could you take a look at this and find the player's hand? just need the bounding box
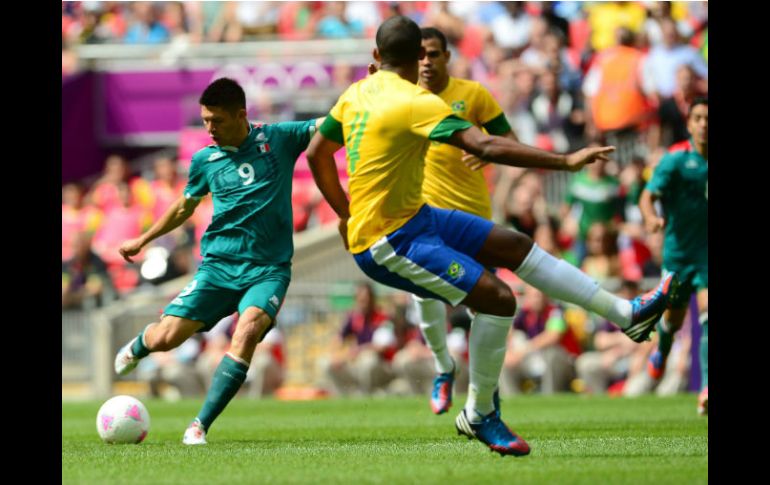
[564,146,615,172]
[119,238,144,263]
[644,216,665,234]
[463,151,489,171]
[367,63,379,75]
[338,217,350,250]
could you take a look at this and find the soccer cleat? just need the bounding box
[456,388,502,439]
[114,337,142,376]
[455,409,530,457]
[430,362,456,414]
[646,350,667,380]
[697,387,708,416]
[625,273,678,343]
[183,418,207,445]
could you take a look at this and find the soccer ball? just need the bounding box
[96,395,150,444]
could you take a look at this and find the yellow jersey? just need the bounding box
[320,70,472,253]
[423,77,510,219]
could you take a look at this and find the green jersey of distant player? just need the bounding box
[187,120,316,265]
[645,137,708,268]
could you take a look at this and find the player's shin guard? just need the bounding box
[699,313,708,389]
[465,313,512,421]
[413,296,453,374]
[197,352,249,431]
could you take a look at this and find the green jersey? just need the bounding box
[565,172,622,240]
[185,120,316,264]
[646,138,708,266]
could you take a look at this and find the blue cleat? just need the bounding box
[456,388,501,439]
[647,350,667,380]
[430,362,456,415]
[455,408,530,457]
[625,273,678,343]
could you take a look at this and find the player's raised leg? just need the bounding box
[475,225,677,343]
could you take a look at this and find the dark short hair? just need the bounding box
[688,96,708,118]
[421,26,448,52]
[199,78,246,113]
[376,16,422,67]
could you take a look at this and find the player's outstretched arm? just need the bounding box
[639,189,665,234]
[447,125,614,172]
[119,195,200,263]
[306,131,351,248]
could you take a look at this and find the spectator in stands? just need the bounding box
[124,2,170,44]
[245,327,285,398]
[91,183,152,293]
[561,154,623,263]
[205,1,244,43]
[137,336,204,399]
[641,1,695,49]
[389,292,435,396]
[581,222,622,284]
[530,68,585,154]
[487,1,533,54]
[233,1,280,38]
[62,183,102,262]
[653,64,707,148]
[320,282,395,395]
[541,30,583,96]
[586,1,647,52]
[520,17,551,71]
[316,1,365,39]
[62,231,116,309]
[575,280,642,394]
[88,154,152,213]
[582,27,655,165]
[500,287,581,395]
[644,17,708,104]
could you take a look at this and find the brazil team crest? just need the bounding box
[447,261,465,279]
[451,100,466,113]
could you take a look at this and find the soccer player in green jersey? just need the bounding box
[114,78,321,444]
[307,16,677,456]
[640,97,708,415]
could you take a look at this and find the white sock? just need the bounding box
[413,296,454,374]
[465,313,512,422]
[515,243,632,328]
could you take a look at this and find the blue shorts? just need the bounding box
[353,204,494,306]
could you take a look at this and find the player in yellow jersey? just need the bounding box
[306,16,677,457]
[413,27,521,416]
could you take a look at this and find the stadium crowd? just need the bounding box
[62,1,707,400]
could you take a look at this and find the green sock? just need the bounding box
[655,319,674,358]
[130,327,151,359]
[699,317,708,389]
[198,354,249,431]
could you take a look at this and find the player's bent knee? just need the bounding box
[233,309,273,345]
[490,285,517,316]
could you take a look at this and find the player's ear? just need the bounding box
[445,48,451,63]
[418,46,426,60]
[373,48,381,63]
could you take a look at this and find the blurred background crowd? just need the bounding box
[62,1,707,402]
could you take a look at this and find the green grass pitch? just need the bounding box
[62,394,707,484]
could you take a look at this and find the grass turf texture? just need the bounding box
[63,394,707,484]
